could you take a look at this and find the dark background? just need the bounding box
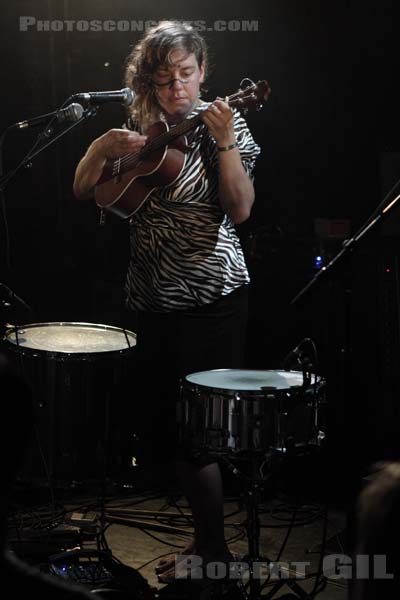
[1,1,400,495]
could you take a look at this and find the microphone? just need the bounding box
[71,87,135,107]
[13,103,84,130]
[281,338,310,371]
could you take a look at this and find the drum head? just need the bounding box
[5,322,136,355]
[185,369,306,392]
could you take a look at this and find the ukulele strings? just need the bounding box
[112,114,201,176]
[116,87,255,172]
[115,111,202,173]
[113,85,257,175]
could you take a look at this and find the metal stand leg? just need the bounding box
[221,454,318,600]
[221,454,263,600]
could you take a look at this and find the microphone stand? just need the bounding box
[0,102,98,276]
[289,180,400,412]
[0,104,98,190]
[290,184,400,306]
[289,172,400,550]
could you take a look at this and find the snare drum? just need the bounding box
[178,369,320,455]
[3,322,137,481]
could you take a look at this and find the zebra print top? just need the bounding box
[125,102,261,312]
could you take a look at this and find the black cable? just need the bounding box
[97,521,111,553]
[275,507,297,563]
[314,576,328,595]
[136,526,189,548]
[225,530,246,545]
[134,529,245,572]
[308,504,329,599]
[33,423,57,513]
[8,324,58,519]
[104,491,172,509]
[136,550,182,572]
[160,495,193,527]
[258,507,298,592]
[223,507,242,520]
[0,186,10,270]
[270,502,322,520]
[258,501,323,527]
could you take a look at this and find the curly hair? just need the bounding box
[124,21,208,130]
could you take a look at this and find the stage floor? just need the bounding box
[7,459,349,600]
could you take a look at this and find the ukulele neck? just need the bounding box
[139,111,203,159]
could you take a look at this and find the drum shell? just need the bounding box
[178,377,320,455]
[2,323,137,483]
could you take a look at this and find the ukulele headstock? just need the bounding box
[228,79,271,113]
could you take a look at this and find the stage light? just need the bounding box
[314,255,323,269]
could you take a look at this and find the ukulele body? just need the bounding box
[95,121,189,219]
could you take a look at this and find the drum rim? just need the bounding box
[183,368,312,394]
[4,321,137,356]
[5,321,136,334]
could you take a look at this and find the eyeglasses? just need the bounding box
[152,77,191,88]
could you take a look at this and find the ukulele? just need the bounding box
[95,80,270,219]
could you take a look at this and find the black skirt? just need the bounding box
[132,285,248,464]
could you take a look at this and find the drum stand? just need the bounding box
[221,453,313,600]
